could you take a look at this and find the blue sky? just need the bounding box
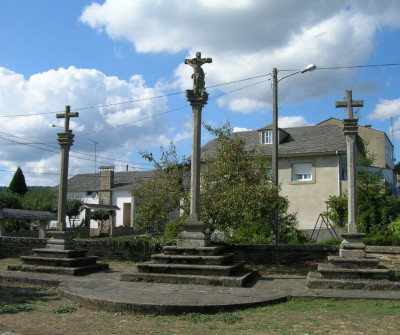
[0,0,400,186]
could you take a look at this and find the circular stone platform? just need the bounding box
[58,275,288,315]
[3,267,400,315]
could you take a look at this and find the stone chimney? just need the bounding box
[99,166,114,205]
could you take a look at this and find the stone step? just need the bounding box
[151,253,233,265]
[163,246,225,256]
[317,264,391,280]
[307,271,400,290]
[32,248,88,259]
[7,263,109,276]
[20,255,99,268]
[137,262,244,277]
[327,256,381,269]
[121,270,257,287]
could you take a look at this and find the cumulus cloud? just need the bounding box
[0,66,172,185]
[80,0,400,114]
[368,98,400,120]
[233,127,251,133]
[278,116,310,128]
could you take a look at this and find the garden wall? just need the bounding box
[1,236,399,268]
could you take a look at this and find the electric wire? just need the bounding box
[0,62,398,118]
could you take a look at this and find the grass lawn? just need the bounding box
[1,258,399,334]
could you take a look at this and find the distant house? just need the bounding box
[200,119,395,230]
[66,167,181,236]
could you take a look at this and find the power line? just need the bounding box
[1,61,398,119]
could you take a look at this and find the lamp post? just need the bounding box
[271,64,317,244]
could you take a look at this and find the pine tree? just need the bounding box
[9,166,28,196]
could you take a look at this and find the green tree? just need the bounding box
[91,210,111,235]
[66,197,84,227]
[21,188,58,213]
[9,167,28,196]
[328,144,400,234]
[200,123,303,244]
[132,123,306,244]
[0,189,21,209]
[132,142,189,232]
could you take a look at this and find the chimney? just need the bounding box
[99,166,114,205]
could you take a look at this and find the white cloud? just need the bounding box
[80,0,400,114]
[0,66,171,185]
[278,116,309,128]
[368,98,400,120]
[233,127,251,133]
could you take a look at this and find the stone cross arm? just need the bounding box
[335,90,364,119]
[56,105,79,132]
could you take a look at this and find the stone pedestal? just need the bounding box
[177,221,211,248]
[339,233,366,258]
[121,245,256,287]
[8,230,108,276]
[307,233,399,290]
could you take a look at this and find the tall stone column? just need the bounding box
[56,131,75,231]
[336,90,366,258]
[177,52,212,248]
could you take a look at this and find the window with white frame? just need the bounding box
[262,130,272,144]
[292,163,313,181]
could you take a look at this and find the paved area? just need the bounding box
[1,267,400,315]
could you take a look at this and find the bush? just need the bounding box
[391,217,400,239]
[99,235,177,260]
[362,234,400,246]
[164,217,184,239]
[327,195,347,228]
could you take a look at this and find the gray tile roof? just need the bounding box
[200,124,347,159]
[0,208,56,220]
[67,170,156,192]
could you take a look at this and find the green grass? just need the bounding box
[52,306,77,314]
[0,304,34,314]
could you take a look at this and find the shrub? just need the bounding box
[362,234,400,246]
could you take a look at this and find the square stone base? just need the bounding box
[177,221,211,248]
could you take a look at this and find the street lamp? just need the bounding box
[271,64,317,244]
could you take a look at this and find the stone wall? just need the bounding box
[0,236,47,257]
[225,244,339,265]
[1,236,399,269]
[366,246,400,269]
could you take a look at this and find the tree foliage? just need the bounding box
[9,167,28,196]
[0,189,21,209]
[21,188,58,213]
[132,142,189,231]
[66,197,84,227]
[200,123,304,244]
[328,143,400,234]
[132,123,306,244]
[91,209,111,235]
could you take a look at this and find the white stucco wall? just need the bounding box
[279,155,341,230]
[112,191,133,227]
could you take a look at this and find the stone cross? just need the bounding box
[335,90,364,119]
[335,90,364,234]
[184,52,212,94]
[56,105,79,133]
[177,52,212,248]
[56,105,78,231]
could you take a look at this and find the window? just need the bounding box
[292,163,312,181]
[262,130,272,144]
[385,138,393,162]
